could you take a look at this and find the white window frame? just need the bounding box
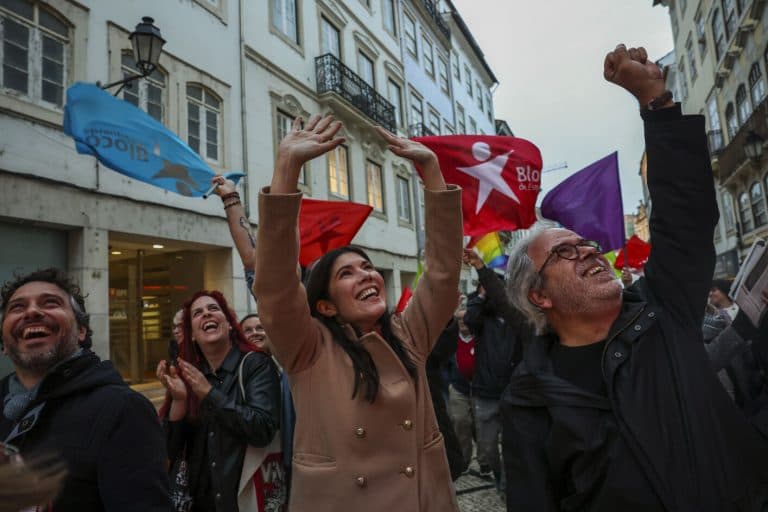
[320,16,340,59]
[271,0,300,47]
[403,13,417,58]
[422,36,434,77]
[366,160,385,213]
[396,174,412,223]
[186,84,222,164]
[438,56,449,94]
[328,144,350,199]
[121,52,166,123]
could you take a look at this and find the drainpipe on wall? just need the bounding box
[239,0,253,314]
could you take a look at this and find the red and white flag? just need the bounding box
[413,135,542,236]
[298,198,373,266]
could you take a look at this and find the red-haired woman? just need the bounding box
[157,290,281,512]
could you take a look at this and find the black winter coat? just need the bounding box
[501,106,768,511]
[465,268,527,399]
[165,347,280,512]
[0,351,171,511]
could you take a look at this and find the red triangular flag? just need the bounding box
[298,198,373,266]
[613,235,651,270]
[412,135,542,236]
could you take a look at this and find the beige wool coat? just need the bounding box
[253,185,463,512]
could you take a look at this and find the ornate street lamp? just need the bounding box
[743,130,765,161]
[101,17,166,95]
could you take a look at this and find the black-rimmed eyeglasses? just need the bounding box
[537,239,603,275]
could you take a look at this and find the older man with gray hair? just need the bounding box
[500,44,768,512]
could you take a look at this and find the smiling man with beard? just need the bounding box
[500,45,768,512]
[0,268,170,511]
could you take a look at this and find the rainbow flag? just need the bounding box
[472,232,508,270]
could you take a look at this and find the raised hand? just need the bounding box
[603,44,669,108]
[463,248,485,270]
[157,360,187,402]
[375,126,446,191]
[272,114,344,193]
[211,175,237,197]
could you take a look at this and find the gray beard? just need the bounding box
[6,331,79,376]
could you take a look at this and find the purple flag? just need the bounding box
[540,152,625,251]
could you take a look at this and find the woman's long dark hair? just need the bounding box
[305,246,417,403]
[158,290,261,420]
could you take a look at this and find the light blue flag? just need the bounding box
[63,82,243,197]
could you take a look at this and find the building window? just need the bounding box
[722,191,736,230]
[722,0,736,40]
[422,36,434,77]
[695,10,707,58]
[739,191,754,232]
[464,64,472,96]
[396,175,411,222]
[443,122,454,135]
[476,81,482,109]
[712,9,725,61]
[382,0,396,35]
[686,35,697,83]
[121,53,165,122]
[320,16,340,59]
[276,110,306,185]
[468,116,477,134]
[452,56,460,80]
[678,60,688,100]
[751,182,767,227]
[456,102,465,133]
[410,91,423,125]
[0,1,69,106]
[403,13,417,57]
[486,93,493,122]
[736,84,751,125]
[438,56,449,94]
[428,108,440,134]
[328,145,349,198]
[366,160,384,212]
[271,0,299,45]
[725,102,738,138]
[749,63,766,106]
[387,79,402,127]
[357,51,374,87]
[670,5,679,38]
[187,84,221,163]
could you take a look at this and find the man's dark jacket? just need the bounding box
[0,351,171,511]
[465,270,525,399]
[501,106,768,511]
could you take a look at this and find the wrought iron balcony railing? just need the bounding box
[421,0,450,40]
[315,53,396,132]
[708,129,724,157]
[408,123,436,138]
[716,93,768,183]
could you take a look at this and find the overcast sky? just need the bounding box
[450,0,674,214]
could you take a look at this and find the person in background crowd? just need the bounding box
[241,313,268,351]
[710,279,739,322]
[253,115,462,511]
[463,249,526,494]
[427,317,468,480]
[502,44,768,511]
[447,308,476,474]
[0,268,170,511]
[157,290,281,512]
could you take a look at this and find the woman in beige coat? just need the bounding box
[253,114,463,511]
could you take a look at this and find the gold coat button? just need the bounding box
[355,476,367,487]
[355,426,366,438]
[402,419,413,430]
[403,466,415,477]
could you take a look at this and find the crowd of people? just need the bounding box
[1,44,767,512]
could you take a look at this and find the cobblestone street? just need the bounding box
[455,461,506,512]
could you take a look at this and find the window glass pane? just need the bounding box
[187,84,202,101]
[367,161,383,212]
[42,35,63,62]
[285,0,298,43]
[383,0,396,34]
[4,36,28,70]
[204,92,220,109]
[4,15,28,45]
[357,52,374,86]
[41,80,61,104]
[397,176,411,221]
[39,9,68,37]
[320,17,340,58]
[0,0,33,20]
[423,37,434,76]
[147,102,162,121]
[206,142,218,161]
[123,83,139,106]
[410,93,423,125]
[404,14,416,56]
[387,80,401,126]
[438,58,448,92]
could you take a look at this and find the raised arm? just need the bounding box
[604,45,717,326]
[253,115,345,372]
[464,248,527,330]
[373,127,463,356]
[211,175,257,271]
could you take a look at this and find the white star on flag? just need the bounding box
[457,151,520,214]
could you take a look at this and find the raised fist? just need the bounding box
[604,44,669,108]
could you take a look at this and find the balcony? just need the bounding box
[716,94,768,183]
[315,53,395,132]
[421,0,451,40]
[408,123,436,137]
[708,129,724,157]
